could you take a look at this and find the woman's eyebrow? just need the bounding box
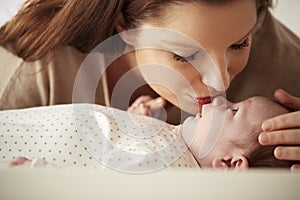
[157,39,201,55]
[159,39,200,49]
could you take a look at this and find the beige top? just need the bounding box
[0,46,112,110]
[0,10,300,124]
[227,10,300,101]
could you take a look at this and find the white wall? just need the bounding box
[271,0,300,37]
[0,0,23,26]
[0,0,299,37]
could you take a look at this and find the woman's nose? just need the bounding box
[217,68,230,91]
[202,53,230,91]
[212,95,225,106]
[212,95,233,108]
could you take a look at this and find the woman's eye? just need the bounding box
[230,38,250,50]
[232,108,239,115]
[173,53,196,63]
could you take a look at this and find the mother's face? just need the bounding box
[133,0,257,114]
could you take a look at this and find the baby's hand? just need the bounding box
[9,157,57,168]
[9,157,32,167]
[128,95,166,118]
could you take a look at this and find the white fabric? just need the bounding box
[0,104,199,172]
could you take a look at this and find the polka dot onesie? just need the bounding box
[0,104,199,173]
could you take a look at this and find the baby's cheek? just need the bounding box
[197,156,213,168]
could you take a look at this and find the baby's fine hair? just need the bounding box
[248,145,300,168]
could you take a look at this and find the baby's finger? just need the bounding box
[9,157,31,166]
[262,111,300,131]
[128,95,152,113]
[128,103,150,116]
[259,129,300,145]
[274,146,300,161]
[131,95,153,107]
[145,97,166,110]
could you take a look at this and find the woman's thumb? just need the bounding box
[274,89,300,110]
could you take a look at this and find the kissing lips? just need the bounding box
[197,97,212,105]
[197,97,212,115]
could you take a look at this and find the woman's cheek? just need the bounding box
[229,39,252,77]
[135,50,158,66]
[229,49,251,79]
[135,50,183,95]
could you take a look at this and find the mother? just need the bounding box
[0,0,299,169]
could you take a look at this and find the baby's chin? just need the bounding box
[181,116,199,147]
[194,157,211,169]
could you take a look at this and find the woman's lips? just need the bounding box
[197,97,212,106]
[186,94,219,114]
[197,97,213,115]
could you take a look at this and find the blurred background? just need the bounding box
[0,0,299,37]
[270,0,300,37]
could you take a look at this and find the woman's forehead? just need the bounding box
[141,0,257,46]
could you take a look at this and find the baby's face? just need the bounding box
[182,96,288,168]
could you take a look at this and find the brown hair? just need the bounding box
[232,99,299,169]
[248,144,300,168]
[0,0,124,62]
[0,0,273,62]
[244,124,300,168]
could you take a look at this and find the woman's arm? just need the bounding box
[259,89,300,171]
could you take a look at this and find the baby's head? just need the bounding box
[182,96,298,170]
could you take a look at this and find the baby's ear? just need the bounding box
[231,155,249,170]
[115,14,134,45]
[212,155,249,170]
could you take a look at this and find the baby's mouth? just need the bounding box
[199,103,212,118]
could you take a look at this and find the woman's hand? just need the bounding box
[127,95,166,118]
[259,89,300,171]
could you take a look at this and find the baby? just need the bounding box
[182,95,300,169]
[3,96,299,171]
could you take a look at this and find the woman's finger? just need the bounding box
[291,164,300,172]
[274,89,300,111]
[262,111,300,131]
[274,146,300,161]
[259,129,300,146]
